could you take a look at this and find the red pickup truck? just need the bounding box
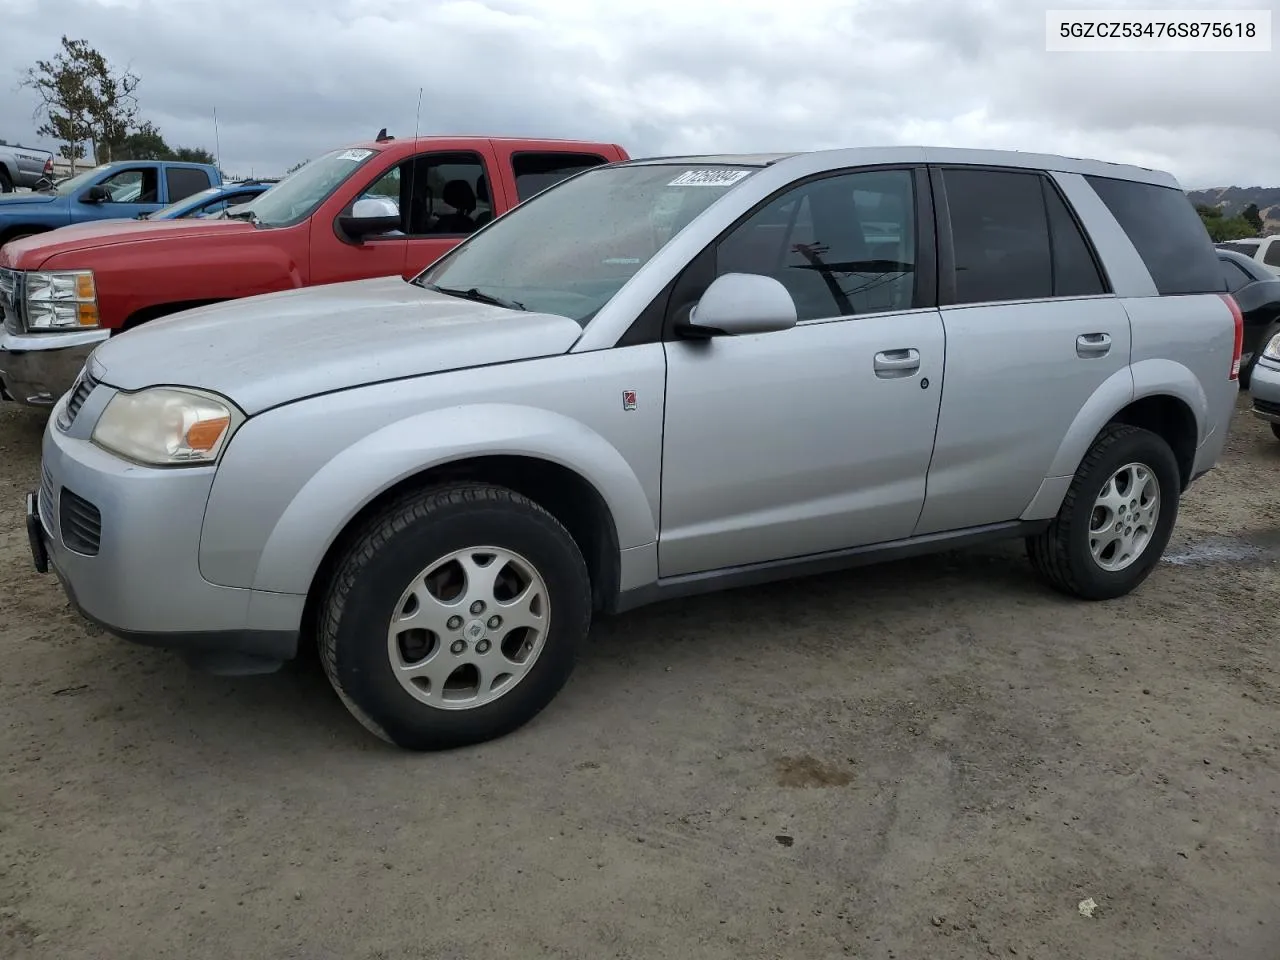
[0,134,629,406]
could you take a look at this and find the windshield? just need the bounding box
[146,187,221,219]
[53,166,110,196]
[414,163,757,324]
[238,148,378,227]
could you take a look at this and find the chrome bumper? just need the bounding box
[34,395,306,673]
[0,327,109,407]
[1250,358,1280,423]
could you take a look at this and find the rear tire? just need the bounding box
[0,169,12,193]
[1027,423,1179,600]
[319,482,592,750]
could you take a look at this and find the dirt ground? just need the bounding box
[1,396,1278,960]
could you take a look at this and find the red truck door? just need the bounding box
[308,140,509,285]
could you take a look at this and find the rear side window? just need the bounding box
[512,152,608,202]
[944,168,1052,304]
[1221,258,1255,292]
[1265,240,1280,267]
[1042,179,1107,296]
[1085,175,1223,295]
[1220,240,1260,257]
[167,167,213,203]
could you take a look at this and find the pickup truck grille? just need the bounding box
[0,267,24,334]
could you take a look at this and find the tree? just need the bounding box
[172,146,216,165]
[104,120,169,161]
[1243,203,1263,233]
[1197,204,1255,242]
[21,37,139,171]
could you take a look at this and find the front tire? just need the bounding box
[319,482,592,750]
[1027,424,1179,600]
[0,169,12,193]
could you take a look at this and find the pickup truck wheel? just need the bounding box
[319,482,592,750]
[0,169,12,193]
[1026,423,1179,601]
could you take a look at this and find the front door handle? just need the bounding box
[874,348,921,378]
[1076,332,1112,358]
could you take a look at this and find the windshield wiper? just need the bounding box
[424,284,526,311]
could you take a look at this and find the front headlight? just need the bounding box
[91,387,242,466]
[1264,333,1280,362]
[25,269,99,330]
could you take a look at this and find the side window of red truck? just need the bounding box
[360,151,493,239]
[511,151,609,202]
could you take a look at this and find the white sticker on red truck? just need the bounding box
[667,169,752,187]
[336,149,375,162]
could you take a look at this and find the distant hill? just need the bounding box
[1186,186,1280,234]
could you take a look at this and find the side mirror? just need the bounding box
[81,185,111,203]
[679,273,798,338]
[338,196,402,243]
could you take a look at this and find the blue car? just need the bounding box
[141,180,277,220]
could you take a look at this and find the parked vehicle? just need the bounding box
[1249,342,1280,439]
[1217,236,1280,277]
[0,159,222,246]
[0,135,626,407]
[0,142,55,192]
[140,180,277,221]
[1218,248,1280,388]
[25,147,1239,750]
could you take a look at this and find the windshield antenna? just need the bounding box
[213,107,222,176]
[403,86,423,281]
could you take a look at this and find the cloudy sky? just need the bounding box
[1,0,1276,188]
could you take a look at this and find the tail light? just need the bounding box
[42,157,53,176]
[1222,293,1244,380]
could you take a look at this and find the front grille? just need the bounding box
[0,267,24,334]
[38,463,56,534]
[58,370,97,430]
[59,487,101,555]
[1254,398,1280,418]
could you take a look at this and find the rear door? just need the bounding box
[165,166,214,204]
[914,165,1129,535]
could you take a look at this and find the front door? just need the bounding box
[309,149,499,286]
[79,166,165,220]
[913,166,1131,535]
[659,166,945,577]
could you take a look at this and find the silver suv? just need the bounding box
[25,147,1241,750]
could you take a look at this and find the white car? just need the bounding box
[1218,235,1280,277]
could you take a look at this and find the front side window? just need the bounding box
[241,147,378,227]
[99,168,159,204]
[715,168,918,320]
[358,152,492,237]
[415,163,758,325]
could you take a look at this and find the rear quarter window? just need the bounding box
[1085,175,1224,295]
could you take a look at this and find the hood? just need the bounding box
[2,217,254,267]
[88,276,585,414]
[0,193,58,208]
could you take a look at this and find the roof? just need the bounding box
[616,146,1179,187]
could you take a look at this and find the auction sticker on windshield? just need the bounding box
[336,149,375,162]
[668,169,752,187]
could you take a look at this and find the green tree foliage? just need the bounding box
[1196,204,1256,243]
[1243,203,1263,233]
[21,36,140,172]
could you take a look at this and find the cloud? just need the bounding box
[1,0,1276,186]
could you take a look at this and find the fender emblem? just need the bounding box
[622,390,637,411]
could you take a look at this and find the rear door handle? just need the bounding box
[874,348,921,378]
[1076,332,1112,358]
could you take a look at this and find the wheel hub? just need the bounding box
[1088,461,1160,572]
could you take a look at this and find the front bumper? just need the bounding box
[0,327,109,407]
[1249,357,1280,424]
[30,395,305,674]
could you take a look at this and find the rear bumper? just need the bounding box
[0,327,109,407]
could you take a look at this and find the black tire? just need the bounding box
[0,169,12,193]
[1026,423,1180,601]
[319,482,592,750]
[1271,423,1280,441]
